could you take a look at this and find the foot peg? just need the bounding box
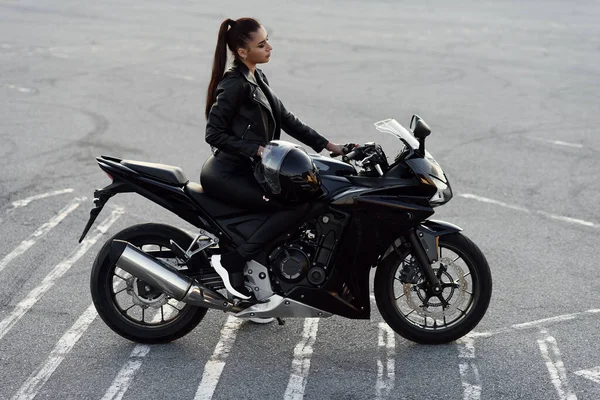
[211,255,251,300]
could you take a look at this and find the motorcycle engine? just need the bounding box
[268,213,346,291]
[269,242,312,283]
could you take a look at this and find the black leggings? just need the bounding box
[200,154,282,211]
[201,155,306,269]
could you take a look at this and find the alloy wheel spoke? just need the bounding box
[422,294,431,307]
[166,302,183,312]
[123,304,136,313]
[441,280,460,289]
[113,286,128,295]
[394,292,406,301]
[448,256,460,266]
[436,264,447,279]
[436,294,450,309]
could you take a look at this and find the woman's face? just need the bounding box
[238,26,272,65]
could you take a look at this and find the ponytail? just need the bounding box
[205,19,235,119]
[205,17,262,119]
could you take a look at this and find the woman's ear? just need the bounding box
[237,47,247,60]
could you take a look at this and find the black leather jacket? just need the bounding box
[206,61,329,166]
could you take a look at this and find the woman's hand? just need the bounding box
[326,142,345,156]
[326,142,358,157]
[257,146,265,158]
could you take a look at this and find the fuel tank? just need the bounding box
[310,154,356,177]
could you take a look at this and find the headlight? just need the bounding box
[429,178,453,206]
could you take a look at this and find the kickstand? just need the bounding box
[276,317,285,326]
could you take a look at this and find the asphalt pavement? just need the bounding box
[1,0,599,399]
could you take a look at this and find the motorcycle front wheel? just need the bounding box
[374,232,492,344]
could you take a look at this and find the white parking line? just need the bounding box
[0,208,123,341]
[529,137,584,149]
[100,346,151,400]
[458,193,529,213]
[574,366,600,385]
[469,308,600,339]
[101,308,175,400]
[549,140,583,149]
[375,323,395,400]
[5,84,36,94]
[284,318,320,400]
[459,193,598,229]
[194,316,244,400]
[11,304,98,400]
[513,314,580,330]
[9,189,75,209]
[537,329,578,400]
[536,211,596,228]
[457,336,482,400]
[0,197,86,275]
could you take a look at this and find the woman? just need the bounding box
[202,17,348,299]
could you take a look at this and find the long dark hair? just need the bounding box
[205,17,261,119]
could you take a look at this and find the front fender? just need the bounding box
[378,219,462,264]
[416,219,462,263]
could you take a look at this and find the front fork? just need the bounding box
[406,230,443,295]
[391,221,462,295]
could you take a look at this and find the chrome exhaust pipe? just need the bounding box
[109,240,234,311]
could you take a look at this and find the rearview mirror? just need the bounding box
[414,120,431,139]
[410,115,431,139]
[410,114,431,155]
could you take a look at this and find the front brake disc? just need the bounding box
[402,256,468,319]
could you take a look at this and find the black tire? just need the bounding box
[91,223,209,343]
[374,232,492,344]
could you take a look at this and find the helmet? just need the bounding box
[254,140,323,203]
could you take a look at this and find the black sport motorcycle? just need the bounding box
[80,115,492,345]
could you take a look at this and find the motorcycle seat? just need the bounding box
[185,182,248,217]
[121,160,188,186]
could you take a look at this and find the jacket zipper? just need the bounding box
[241,123,251,139]
[252,90,276,138]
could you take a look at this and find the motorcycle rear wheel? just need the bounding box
[90,223,209,343]
[374,232,492,344]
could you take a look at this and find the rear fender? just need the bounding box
[96,156,214,228]
[78,158,136,242]
[80,156,223,243]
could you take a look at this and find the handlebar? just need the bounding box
[329,142,387,177]
[329,143,359,159]
[343,150,359,161]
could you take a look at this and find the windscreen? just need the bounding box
[374,119,420,149]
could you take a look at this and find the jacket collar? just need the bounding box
[229,60,260,86]
[229,60,274,115]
